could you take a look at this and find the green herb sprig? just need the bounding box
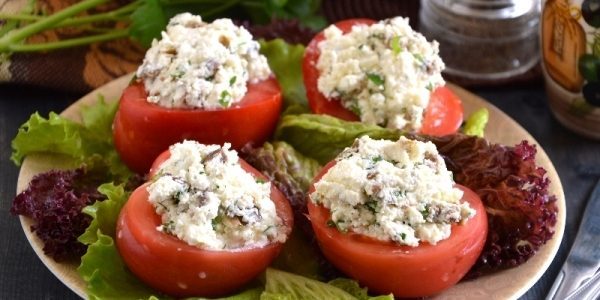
[0,0,325,53]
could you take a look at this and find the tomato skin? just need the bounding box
[420,86,464,136]
[148,149,171,178]
[302,19,463,136]
[306,161,487,298]
[116,159,293,298]
[113,78,282,174]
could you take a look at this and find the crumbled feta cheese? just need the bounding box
[316,17,445,132]
[310,136,475,246]
[147,140,286,250]
[136,13,272,109]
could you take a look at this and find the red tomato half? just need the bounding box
[302,19,464,136]
[307,161,487,298]
[113,78,282,174]
[116,159,293,298]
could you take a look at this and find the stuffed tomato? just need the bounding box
[307,136,487,298]
[116,141,293,298]
[113,13,281,174]
[303,18,463,136]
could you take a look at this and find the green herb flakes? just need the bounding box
[367,73,385,87]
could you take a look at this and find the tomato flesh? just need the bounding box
[302,19,463,136]
[113,78,282,174]
[116,159,293,298]
[307,161,487,298]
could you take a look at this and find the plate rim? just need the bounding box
[15,74,566,300]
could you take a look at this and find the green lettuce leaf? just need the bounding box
[461,108,489,138]
[78,183,129,245]
[186,287,263,300]
[80,97,120,146]
[78,231,160,300]
[261,269,357,300]
[259,292,294,300]
[11,112,89,165]
[11,96,132,181]
[241,142,324,278]
[328,279,393,300]
[266,142,320,191]
[243,141,320,191]
[259,39,309,114]
[275,114,400,164]
[78,183,161,300]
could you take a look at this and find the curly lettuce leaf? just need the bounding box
[275,114,400,164]
[416,134,558,277]
[461,108,489,138]
[259,39,309,114]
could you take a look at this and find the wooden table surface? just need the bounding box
[0,82,599,299]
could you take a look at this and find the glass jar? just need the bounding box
[419,0,541,82]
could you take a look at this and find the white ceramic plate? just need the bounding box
[16,74,566,299]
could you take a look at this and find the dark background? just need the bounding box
[1,80,599,299]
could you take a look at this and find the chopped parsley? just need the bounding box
[327,219,348,233]
[426,82,434,91]
[229,76,237,86]
[327,219,336,228]
[365,199,379,213]
[162,220,175,233]
[171,190,184,204]
[211,214,223,230]
[391,36,402,55]
[412,53,425,64]
[421,205,430,219]
[367,73,385,87]
[349,102,361,115]
[219,90,231,107]
[171,70,185,79]
[393,190,407,198]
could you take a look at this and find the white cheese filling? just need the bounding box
[147,140,286,250]
[136,13,272,109]
[316,17,445,132]
[310,136,475,246]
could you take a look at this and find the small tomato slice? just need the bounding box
[420,86,464,136]
[113,78,282,174]
[302,19,463,136]
[116,159,293,298]
[306,161,487,298]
